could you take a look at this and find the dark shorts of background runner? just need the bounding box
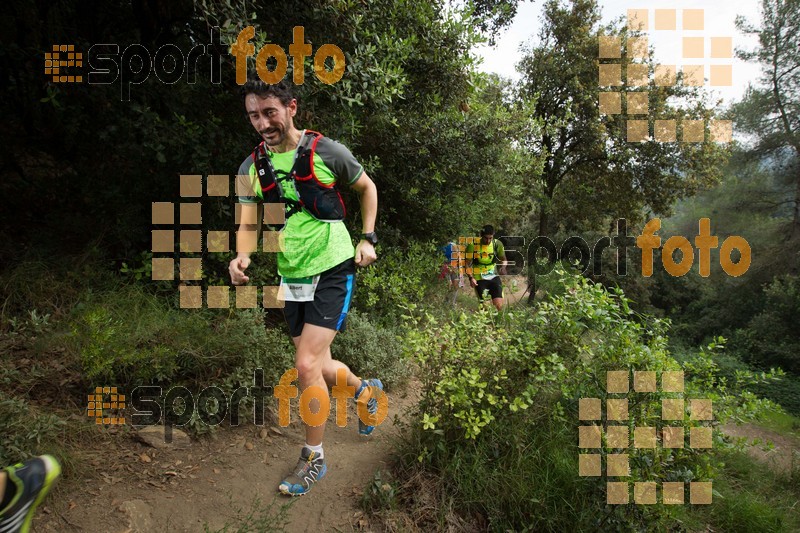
[283,258,356,338]
[474,276,503,300]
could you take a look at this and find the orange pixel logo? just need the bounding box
[152,174,285,309]
[579,370,713,505]
[87,386,125,425]
[45,44,83,83]
[599,8,733,143]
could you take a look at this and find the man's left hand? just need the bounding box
[355,240,377,267]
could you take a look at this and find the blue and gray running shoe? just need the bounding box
[277,447,327,496]
[355,379,384,436]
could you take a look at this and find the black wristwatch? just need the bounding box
[361,232,378,245]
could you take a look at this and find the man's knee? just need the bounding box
[295,352,323,383]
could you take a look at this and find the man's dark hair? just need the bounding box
[481,224,494,236]
[241,73,294,107]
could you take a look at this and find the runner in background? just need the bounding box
[439,241,463,305]
[465,225,507,311]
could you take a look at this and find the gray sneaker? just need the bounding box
[277,447,327,496]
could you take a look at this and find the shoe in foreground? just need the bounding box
[278,447,326,496]
[0,455,61,533]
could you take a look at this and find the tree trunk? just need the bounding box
[538,208,549,238]
[794,170,800,239]
[529,183,555,305]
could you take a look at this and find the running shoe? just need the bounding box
[277,447,326,496]
[355,379,384,436]
[0,455,61,533]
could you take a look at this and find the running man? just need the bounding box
[465,225,507,311]
[229,77,383,496]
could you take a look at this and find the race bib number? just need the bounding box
[280,275,320,302]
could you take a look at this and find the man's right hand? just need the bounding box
[469,277,478,288]
[229,256,251,285]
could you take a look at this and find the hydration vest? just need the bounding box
[472,239,499,278]
[252,130,346,230]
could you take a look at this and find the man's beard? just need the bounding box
[261,126,285,146]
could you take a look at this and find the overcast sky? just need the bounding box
[474,0,764,106]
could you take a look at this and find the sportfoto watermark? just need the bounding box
[453,218,750,278]
[46,25,343,101]
[231,26,345,85]
[93,368,387,431]
[578,370,714,505]
[47,28,223,100]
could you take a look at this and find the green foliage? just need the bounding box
[62,283,303,437]
[360,470,398,513]
[0,254,109,327]
[684,449,800,532]
[679,337,783,424]
[4,309,52,339]
[406,306,557,441]
[732,275,800,373]
[331,310,406,389]
[517,0,728,236]
[735,0,800,237]
[66,284,294,390]
[398,268,783,530]
[649,153,798,395]
[749,376,800,416]
[0,392,66,467]
[674,337,800,417]
[354,241,441,324]
[1,0,533,264]
[72,305,177,384]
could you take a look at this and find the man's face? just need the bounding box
[481,233,493,245]
[245,94,297,146]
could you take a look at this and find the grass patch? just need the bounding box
[756,409,800,437]
[749,376,800,417]
[203,494,292,532]
[0,251,112,327]
[681,449,800,532]
[0,392,67,466]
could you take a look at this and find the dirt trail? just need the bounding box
[722,423,800,473]
[35,386,418,533]
[31,277,521,533]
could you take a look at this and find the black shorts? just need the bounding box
[283,258,356,338]
[475,276,503,300]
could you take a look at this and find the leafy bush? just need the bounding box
[732,274,800,373]
[398,268,783,530]
[331,309,406,389]
[354,241,441,324]
[0,392,65,466]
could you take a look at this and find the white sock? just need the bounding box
[305,443,324,459]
